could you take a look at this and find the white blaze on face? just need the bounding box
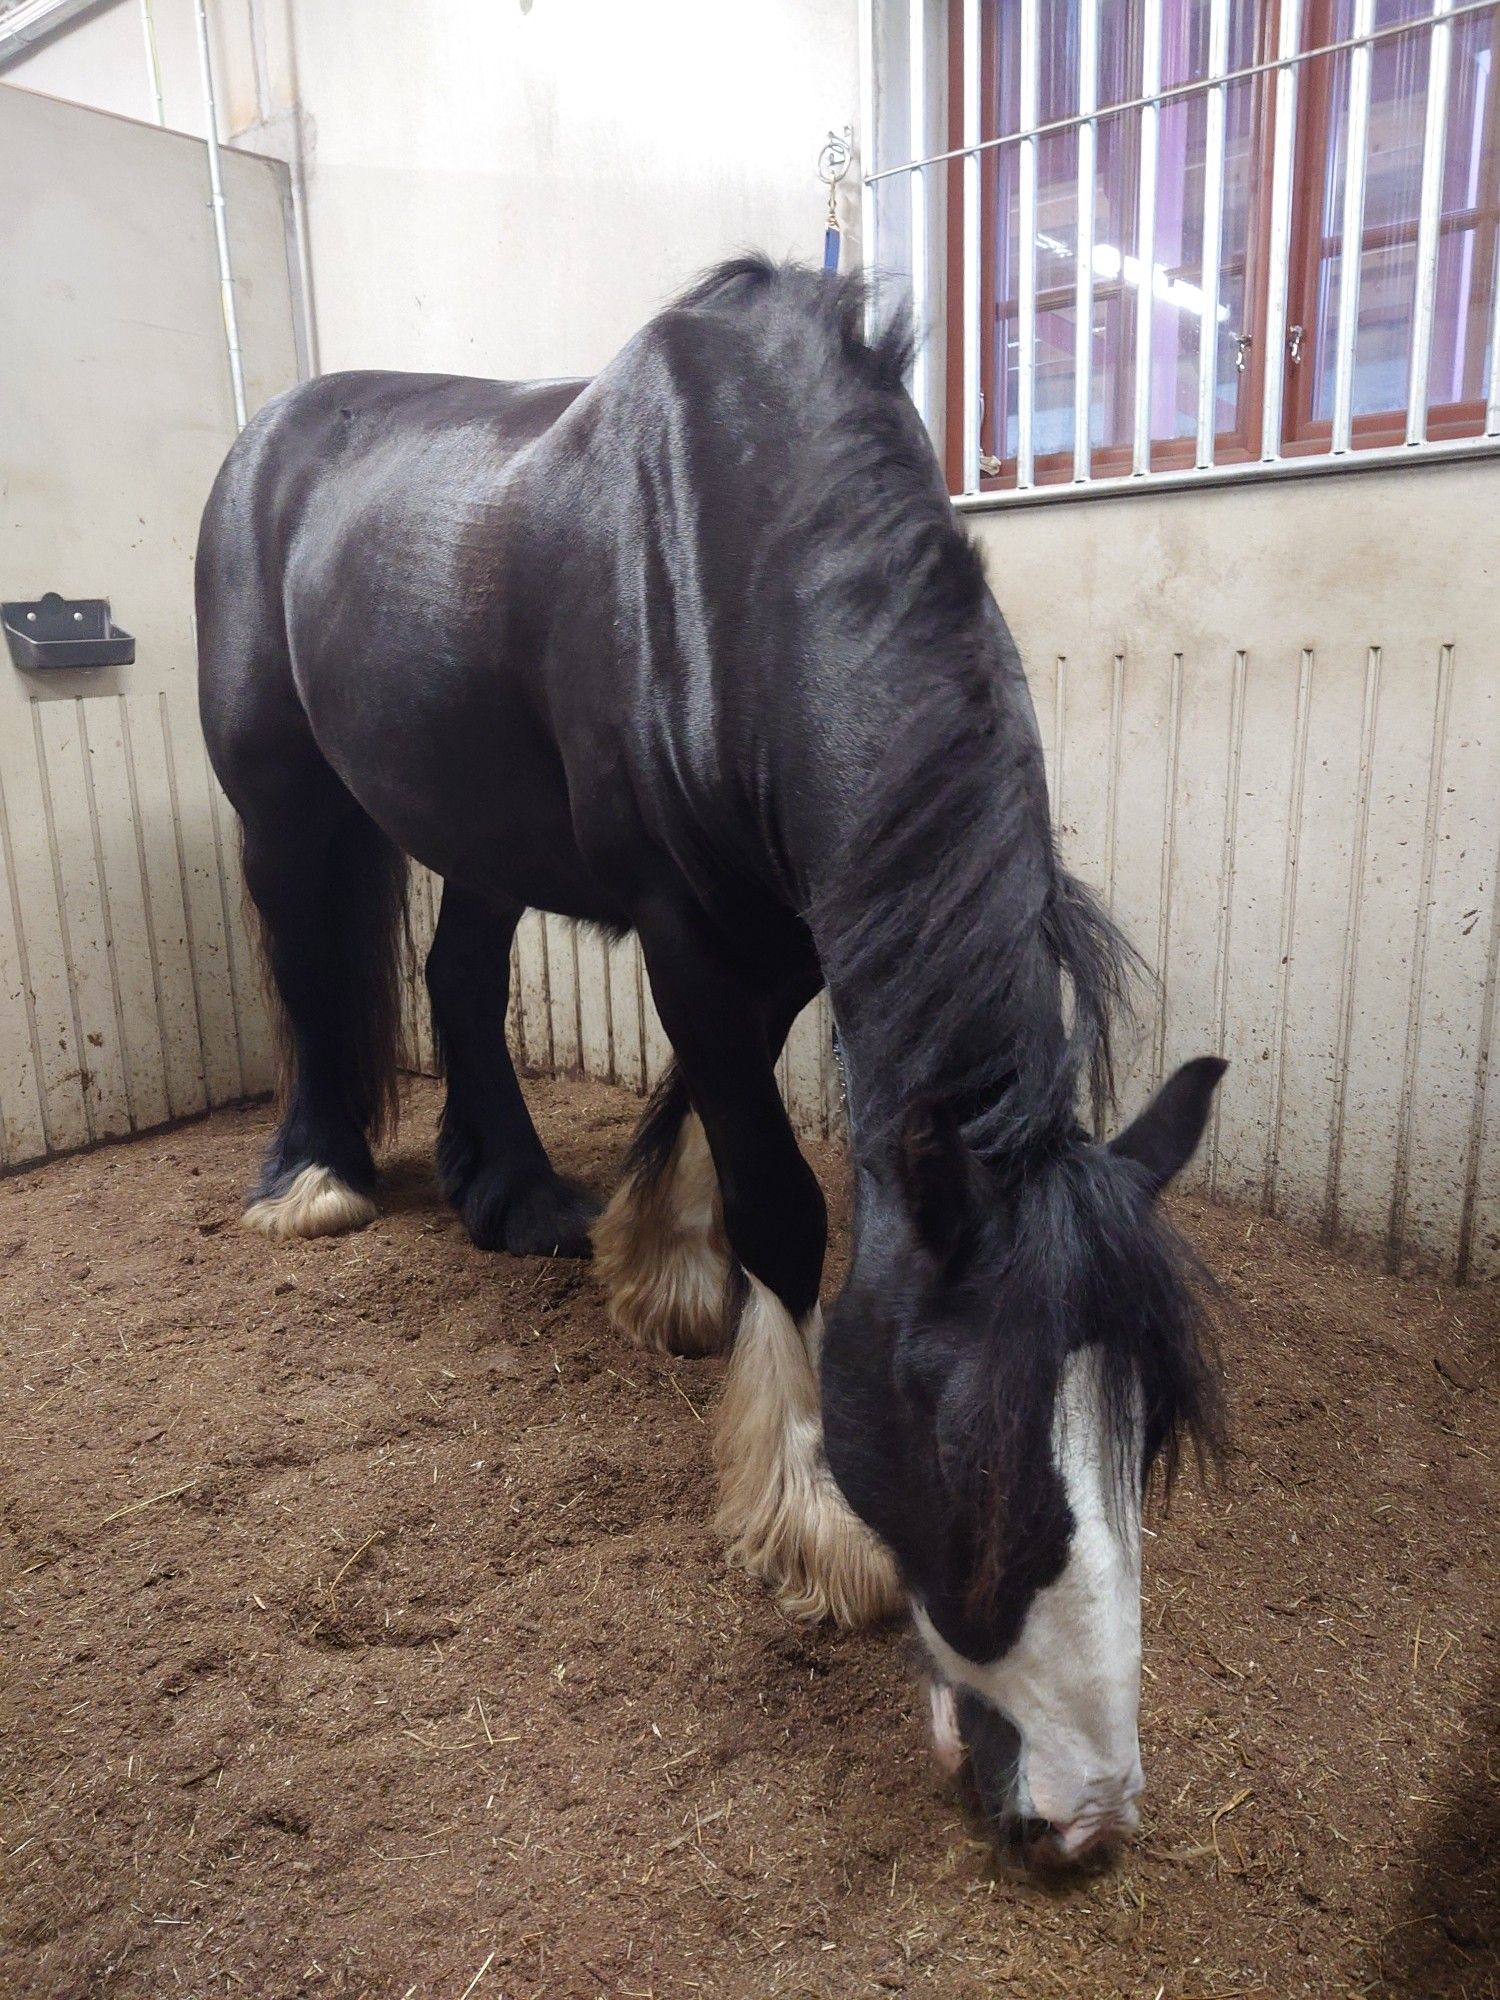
[917,1346,1145,1844]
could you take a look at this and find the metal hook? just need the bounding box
[817,126,854,187]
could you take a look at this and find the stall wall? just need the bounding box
[0,84,298,1166]
[403,465,1500,1282]
[238,0,861,380]
[481,462,1500,1281]
[2,0,864,377]
[228,0,858,1167]
[966,466,1498,1280]
[189,0,863,1156]
[0,0,861,1183]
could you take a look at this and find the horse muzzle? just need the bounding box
[930,1682,1143,1873]
[1013,1795,1141,1870]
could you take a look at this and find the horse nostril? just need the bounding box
[1020,1811,1135,1871]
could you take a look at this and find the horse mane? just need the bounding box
[808,612,1223,1610]
[669,257,979,669]
[668,263,1225,1605]
[828,680,1224,1606]
[668,265,1126,1153]
[813,681,1136,1159]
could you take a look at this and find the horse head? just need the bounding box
[823,1057,1227,1868]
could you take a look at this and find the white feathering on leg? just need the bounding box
[714,1276,901,1628]
[241,1165,377,1240]
[594,1113,731,1354]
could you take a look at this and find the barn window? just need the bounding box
[862,0,1500,498]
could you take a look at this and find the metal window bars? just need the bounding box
[1072,0,1099,483]
[1407,0,1454,445]
[863,0,1500,504]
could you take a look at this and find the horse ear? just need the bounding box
[1110,1056,1228,1193]
[898,1100,979,1269]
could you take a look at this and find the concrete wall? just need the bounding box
[3,0,864,376]
[966,466,1499,1279]
[0,83,297,1164]
[253,0,861,380]
[404,464,1498,1280]
[0,0,862,1180]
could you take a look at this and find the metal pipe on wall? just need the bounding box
[1260,0,1303,461]
[865,2,1493,185]
[954,426,1498,510]
[1196,0,1231,467]
[138,0,165,123]
[907,0,930,433]
[858,0,877,336]
[193,0,248,432]
[1016,0,1040,489]
[1073,0,1099,484]
[245,0,320,379]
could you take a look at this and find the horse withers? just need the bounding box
[196,258,1225,1870]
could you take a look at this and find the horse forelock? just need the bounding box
[945,1146,1226,1625]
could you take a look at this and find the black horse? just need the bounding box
[197,258,1225,1868]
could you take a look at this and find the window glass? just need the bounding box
[1308,0,1433,423]
[1428,6,1498,409]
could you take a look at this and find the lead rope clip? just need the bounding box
[818,126,853,274]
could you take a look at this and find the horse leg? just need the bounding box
[636,919,901,1628]
[593,1063,731,1354]
[425,884,598,1256]
[239,774,407,1239]
[594,980,810,1354]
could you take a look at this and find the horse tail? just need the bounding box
[316,813,412,1146]
[618,1060,694,1187]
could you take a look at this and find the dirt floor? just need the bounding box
[1,1074,1496,2000]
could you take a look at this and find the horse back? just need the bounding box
[195,368,606,910]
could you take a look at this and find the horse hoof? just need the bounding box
[462,1171,600,1258]
[242,1163,377,1240]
